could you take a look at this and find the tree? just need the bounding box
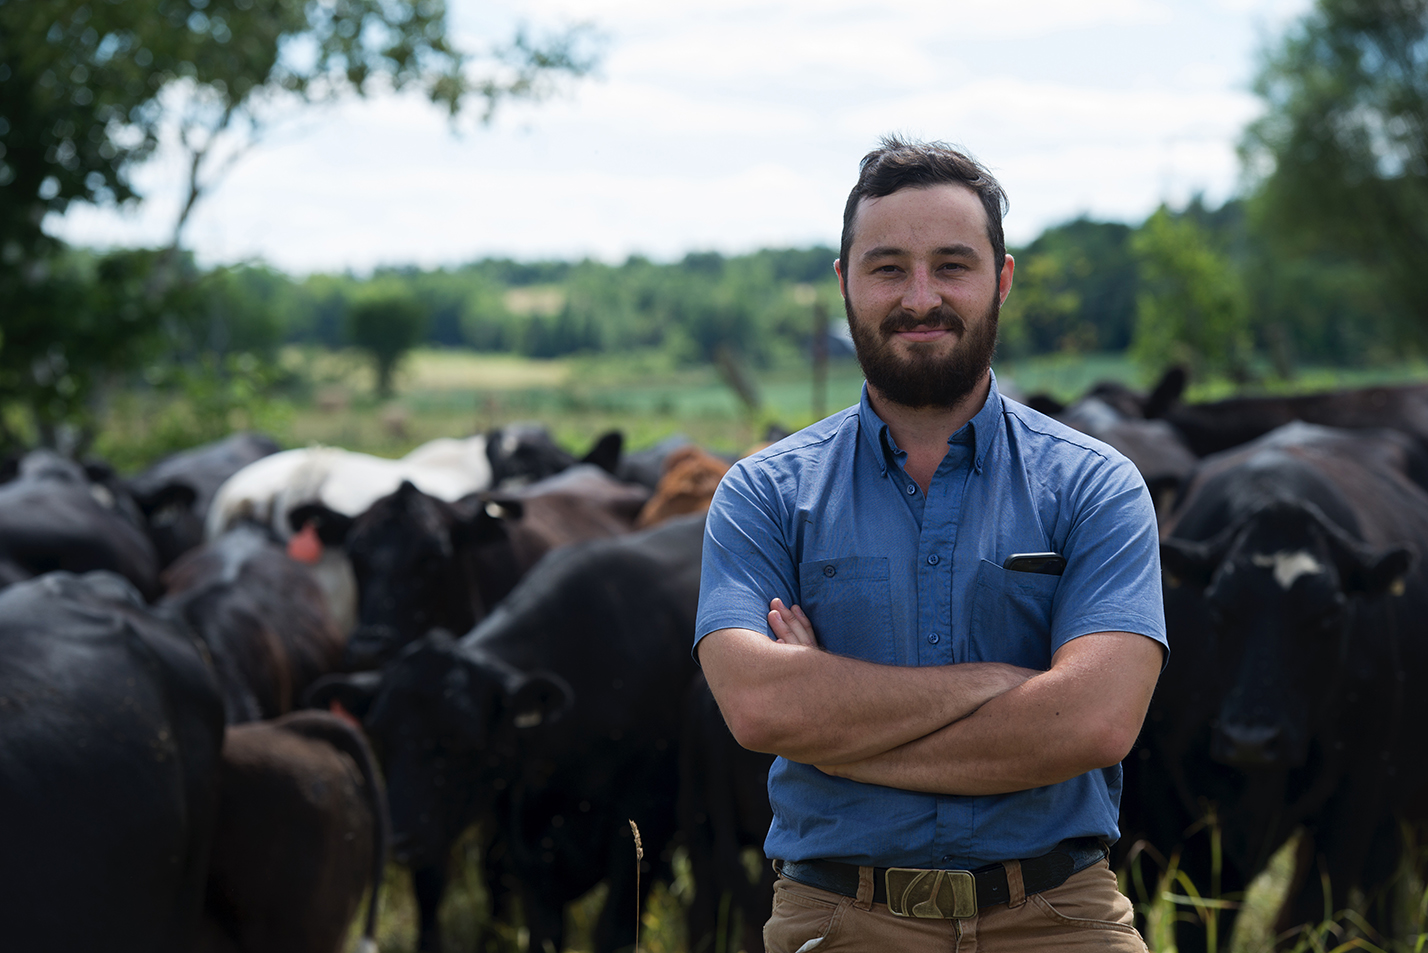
[1130,207,1253,382]
[1001,219,1139,359]
[347,290,426,398]
[0,0,595,446]
[1242,0,1428,344]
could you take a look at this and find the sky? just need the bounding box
[46,0,1313,276]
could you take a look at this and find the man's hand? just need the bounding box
[768,598,817,647]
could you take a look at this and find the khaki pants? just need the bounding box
[763,859,1147,952]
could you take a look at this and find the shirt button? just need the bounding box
[927,554,939,565]
[906,484,917,495]
[927,633,940,644]
[823,565,836,578]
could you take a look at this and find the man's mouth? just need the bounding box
[893,326,954,342]
[879,307,965,341]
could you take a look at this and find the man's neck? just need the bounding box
[868,373,992,493]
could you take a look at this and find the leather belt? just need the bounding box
[775,837,1108,919]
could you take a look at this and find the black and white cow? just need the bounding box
[309,513,705,953]
[1129,422,1428,951]
[0,571,226,952]
[206,427,623,634]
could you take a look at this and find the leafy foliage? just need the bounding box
[1130,207,1253,381]
[1242,0,1428,343]
[0,0,595,446]
[1002,219,1138,359]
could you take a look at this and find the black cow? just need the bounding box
[1154,379,1428,461]
[0,571,226,952]
[486,422,624,487]
[310,513,705,953]
[679,672,775,953]
[128,432,281,568]
[1131,422,1428,951]
[161,524,345,723]
[306,465,648,669]
[200,710,388,953]
[0,449,161,597]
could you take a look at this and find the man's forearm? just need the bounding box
[816,632,1163,795]
[698,625,1035,764]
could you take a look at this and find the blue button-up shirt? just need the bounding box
[694,374,1166,869]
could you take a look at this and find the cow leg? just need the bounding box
[413,864,447,953]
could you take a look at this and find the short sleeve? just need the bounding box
[694,459,800,659]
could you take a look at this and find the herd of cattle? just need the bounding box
[3,367,1428,952]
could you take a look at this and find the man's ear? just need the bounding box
[998,253,1015,305]
[834,258,847,299]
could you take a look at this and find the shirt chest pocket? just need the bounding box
[798,556,895,665]
[968,559,1059,669]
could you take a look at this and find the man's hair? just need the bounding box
[840,136,1009,275]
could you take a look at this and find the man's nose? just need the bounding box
[900,267,942,316]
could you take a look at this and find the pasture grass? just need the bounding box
[350,827,1426,953]
[95,346,1428,471]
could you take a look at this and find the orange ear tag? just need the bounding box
[287,520,324,564]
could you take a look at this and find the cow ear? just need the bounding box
[506,671,572,729]
[1160,537,1219,589]
[1347,544,1416,597]
[582,431,624,475]
[454,497,522,548]
[288,503,355,546]
[303,671,382,721]
[1144,366,1188,419]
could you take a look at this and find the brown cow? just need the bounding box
[635,445,732,528]
[161,525,345,723]
[200,710,388,953]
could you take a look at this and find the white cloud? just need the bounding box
[45,0,1316,273]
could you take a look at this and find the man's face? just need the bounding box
[836,184,1014,410]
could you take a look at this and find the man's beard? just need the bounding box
[847,294,1000,410]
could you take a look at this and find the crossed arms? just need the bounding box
[696,599,1163,797]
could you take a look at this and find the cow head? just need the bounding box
[307,628,570,868]
[339,481,524,669]
[1162,499,1414,770]
[486,424,624,487]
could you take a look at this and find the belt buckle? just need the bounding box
[885,867,977,919]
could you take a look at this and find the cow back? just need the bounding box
[0,571,225,952]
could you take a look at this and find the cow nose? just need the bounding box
[1211,722,1283,766]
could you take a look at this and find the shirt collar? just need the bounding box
[858,370,1005,477]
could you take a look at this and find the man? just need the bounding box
[694,137,1167,951]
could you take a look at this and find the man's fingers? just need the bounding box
[769,598,818,647]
